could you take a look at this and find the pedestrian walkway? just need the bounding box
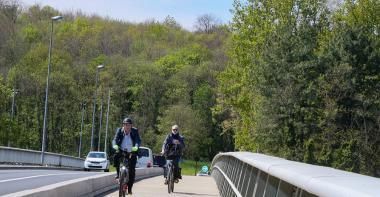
[106,175,220,197]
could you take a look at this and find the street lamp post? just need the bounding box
[104,89,111,153]
[97,98,103,151]
[90,64,105,151]
[78,102,86,158]
[41,15,63,165]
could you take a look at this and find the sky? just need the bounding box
[20,0,234,31]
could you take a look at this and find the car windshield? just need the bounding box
[139,148,149,157]
[88,152,105,158]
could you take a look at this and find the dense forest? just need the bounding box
[219,0,379,177]
[0,0,233,161]
[0,0,379,177]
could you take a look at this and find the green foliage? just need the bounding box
[193,84,214,120]
[155,44,209,77]
[22,25,41,43]
[0,76,11,145]
[156,104,210,159]
[5,0,378,178]
[0,1,232,163]
[219,0,380,177]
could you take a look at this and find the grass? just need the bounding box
[180,160,211,176]
[108,159,211,176]
[109,165,116,172]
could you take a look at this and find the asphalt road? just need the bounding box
[0,169,107,196]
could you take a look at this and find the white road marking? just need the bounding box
[0,172,82,183]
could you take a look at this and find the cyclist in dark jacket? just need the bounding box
[161,125,185,184]
[112,117,141,195]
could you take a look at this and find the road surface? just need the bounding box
[0,169,106,196]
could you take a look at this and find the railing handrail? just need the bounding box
[212,152,380,197]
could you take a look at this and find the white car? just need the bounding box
[84,151,110,172]
[136,147,153,168]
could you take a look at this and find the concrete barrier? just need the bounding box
[0,146,84,168]
[3,167,163,197]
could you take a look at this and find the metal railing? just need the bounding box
[211,152,380,197]
[0,146,84,168]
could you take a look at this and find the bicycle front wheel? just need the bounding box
[119,168,126,197]
[169,166,175,193]
[167,166,172,193]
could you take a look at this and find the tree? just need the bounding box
[156,104,211,160]
[218,0,380,177]
[163,15,181,29]
[0,75,11,145]
[0,0,21,75]
[194,14,221,34]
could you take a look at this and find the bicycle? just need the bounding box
[164,143,181,194]
[118,150,130,197]
[166,159,175,193]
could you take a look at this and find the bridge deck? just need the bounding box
[106,175,220,197]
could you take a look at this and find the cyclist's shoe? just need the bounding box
[164,179,168,185]
[114,175,119,179]
[128,191,132,195]
[174,179,179,183]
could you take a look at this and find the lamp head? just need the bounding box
[51,16,63,21]
[97,65,105,69]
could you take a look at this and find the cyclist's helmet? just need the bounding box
[122,117,133,124]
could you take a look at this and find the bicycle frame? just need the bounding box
[119,151,130,197]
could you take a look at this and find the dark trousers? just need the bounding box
[114,152,137,192]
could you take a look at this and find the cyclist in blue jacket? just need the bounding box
[161,124,185,184]
[112,117,141,195]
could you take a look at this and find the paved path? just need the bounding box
[105,175,220,197]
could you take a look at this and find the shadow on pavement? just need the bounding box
[173,191,219,196]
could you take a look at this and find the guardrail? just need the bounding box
[211,152,380,197]
[0,146,84,168]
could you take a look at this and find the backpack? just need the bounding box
[166,144,181,159]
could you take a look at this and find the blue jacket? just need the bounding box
[112,127,141,149]
[162,132,185,154]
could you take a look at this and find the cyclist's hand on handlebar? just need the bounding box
[132,146,138,152]
[113,145,119,153]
